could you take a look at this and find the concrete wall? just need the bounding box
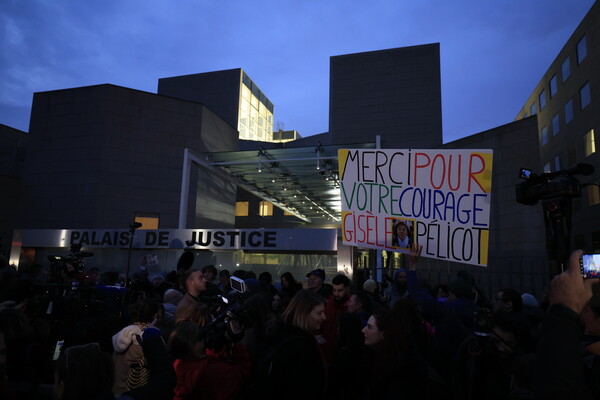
[22,84,239,230]
[329,44,443,149]
[158,69,242,129]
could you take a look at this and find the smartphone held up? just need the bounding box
[580,253,600,279]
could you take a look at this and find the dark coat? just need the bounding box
[260,321,326,400]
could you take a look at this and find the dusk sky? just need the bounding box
[0,0,595,144]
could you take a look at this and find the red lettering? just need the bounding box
[430,154,446,189]
[413,153,430,186]
[468,154,486,192]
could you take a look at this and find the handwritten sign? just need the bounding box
[339,149,493,266]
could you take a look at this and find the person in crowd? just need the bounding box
[53,343,114,400]
[386,268,409,307]
[578,279,600,397]
[200,264,222,297]
[175,269,207,322]
[168,315,251,400]
[326,312,366,400]
[149,273,172,299]
[280,271,302,298]
[162,288,184,320]
[255,289,327,399]
[112,299,175,400]
[433,283,449,301]
[306,268,333,299]
[534,249,599,399]
[321,274,352,364]
[361,309,428,399]
[391,220,413,248]
[346,290,373,327]
[362,278,388,311]
[407,243,477,381]
[493,287,535,353]
[217,269,232,295]
[271,291,291,316]
[258,271,277,300]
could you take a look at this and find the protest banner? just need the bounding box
[339,149,493,266]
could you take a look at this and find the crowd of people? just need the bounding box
[0,246,599,400]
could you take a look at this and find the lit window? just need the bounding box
[284,210,294,216]
[543,162,551,173]
[552,113,560,136]
[539,89,546,110]
[549,75,558,98]
[565,99,574,124]
[235,201,249,217]
[562,57,571,82]
[259,201,273,216]
[577,35,588,64]
[584,129,596,157]
[589,185,600,207]
[580,82,591,110]
[554,155,561,171]
[530,102,537,116]
[134,212,160,229]
[541,126,549,146]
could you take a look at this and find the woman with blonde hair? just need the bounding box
[252,289,327,399]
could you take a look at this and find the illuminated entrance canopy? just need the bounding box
[339,149,493,266]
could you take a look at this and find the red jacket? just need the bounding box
[172,343,251,400]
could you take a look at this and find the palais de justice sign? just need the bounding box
[339,149,493,266]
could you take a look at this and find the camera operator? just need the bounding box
[168,311,251,400]
[534,249,599,399]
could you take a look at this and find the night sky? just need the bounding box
[0,0,595,143]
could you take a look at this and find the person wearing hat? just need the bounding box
[306,268,333,300]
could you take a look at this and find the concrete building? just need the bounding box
[329,44,443,149]
[516,1,600,253]
[158,69,275,142]
[21,84,239,231]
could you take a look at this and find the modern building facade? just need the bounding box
[158,69,275,142]
[2,9,596,297]
[329,44,443,149]
[515,0,599,253]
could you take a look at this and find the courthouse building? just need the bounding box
[2,2,597,296]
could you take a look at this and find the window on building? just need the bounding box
[541,126,549,146]
[530,102,537,116]
[284,210,294,216]
[552,113,560,136]
[589,185,600,207]
[235,201,249,217]
[259,201,273,216]
[134,212,160,229]
[554,154,561,171]
[580,81,591,110]
[549,75,558,98]
[577,35,588,64]
[565,99,574,124]
[562,57,571,82]
[584,129,596,157]
[539,89,547,110]
[543,162,551,173]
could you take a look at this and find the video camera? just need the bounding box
[48,244,94,279]
[198,276,264,351]
[515,163,594,205]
